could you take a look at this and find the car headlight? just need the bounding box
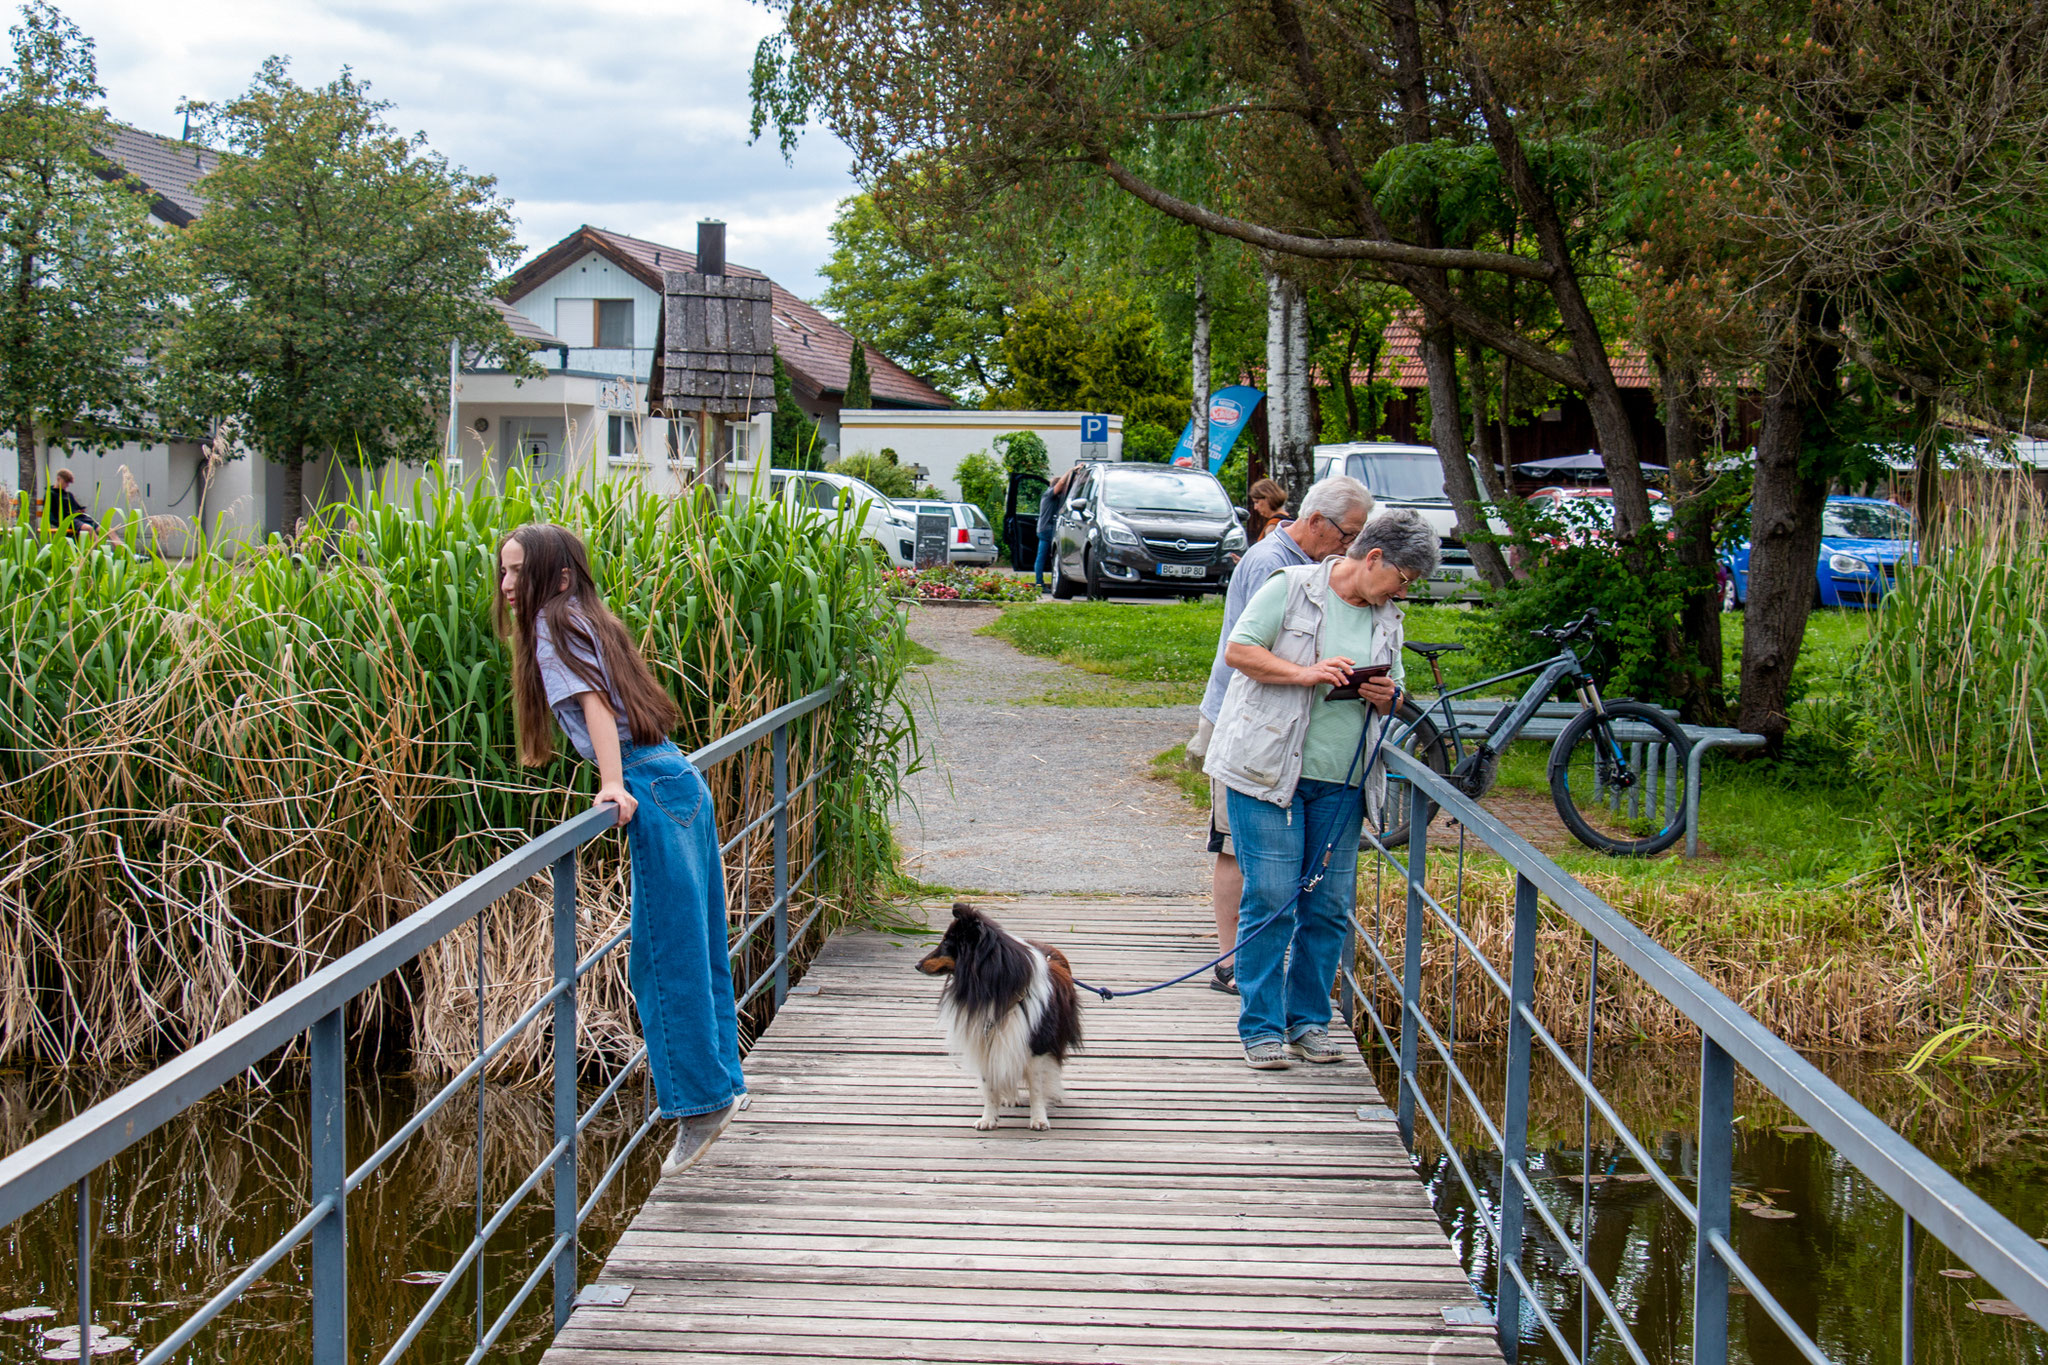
[1104,520,1141,548]
[1828,552,1869,574]
[1223,526,1247,551]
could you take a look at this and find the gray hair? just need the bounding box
[1347,507,1441,577]
[1297,475,1372,528]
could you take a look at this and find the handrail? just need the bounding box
[0,677,846,1364]
[1362,745,2048,1359]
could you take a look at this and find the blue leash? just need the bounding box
[1071,690,1399,1002]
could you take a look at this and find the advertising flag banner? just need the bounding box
[1169,386,1264,473]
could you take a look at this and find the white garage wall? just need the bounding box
[836,410,1125,500]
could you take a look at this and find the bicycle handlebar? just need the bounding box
[1532,608,1609,645]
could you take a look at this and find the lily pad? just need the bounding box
[1748,1207,1796,1220]
[1,1308,55,1323]
[42,1335,131,1360]
[1939,1269,1978,1280]
[1967,1299,2028,1318]
[1777,1125,1815,1136]
[397,1271,448,1286]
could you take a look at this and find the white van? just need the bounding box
[761,469,919,568]
[1311,442,1506,600]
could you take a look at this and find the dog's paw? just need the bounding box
[1029,1117,1052,1131]
[973,1115,1000,1131]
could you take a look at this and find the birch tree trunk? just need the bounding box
[1191,239,1211,468]
[14,416,33,518]
[1263,263,1312,500]
[1288,274,1313,457]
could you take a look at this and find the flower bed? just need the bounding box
[883,564,1040,603]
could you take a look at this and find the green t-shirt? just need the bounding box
[1228,571,1404,784]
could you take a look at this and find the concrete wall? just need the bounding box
[836,410,1124,501]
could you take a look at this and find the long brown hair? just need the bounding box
[495,524,683,765]
[1246,478,1288,542]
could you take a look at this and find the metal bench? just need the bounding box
[1436,700,1766,857]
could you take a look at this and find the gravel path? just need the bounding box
[893,605,1211,895]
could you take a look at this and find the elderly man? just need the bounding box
[1206,509,1441,1068]
[1188,475,1372,994]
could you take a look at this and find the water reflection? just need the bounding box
[0,1069,665,1364]
[1366,1046,2048,1365]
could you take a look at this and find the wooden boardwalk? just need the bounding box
[544,897,1499,1364]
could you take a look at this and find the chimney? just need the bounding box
[697,220,725,277]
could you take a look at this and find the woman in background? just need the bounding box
[1245,479,1288,544]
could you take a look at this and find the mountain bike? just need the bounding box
[1372,608,1691,856]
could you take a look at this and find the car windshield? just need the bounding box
[1823,501,1911,540]
[1348,451,1450,502]
[1098,467,1232,515]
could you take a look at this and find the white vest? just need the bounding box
[1203,560,1404,814]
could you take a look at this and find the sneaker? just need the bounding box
[1285,1029,1344,1065]
[1210,963,1239,995]
[1243,1040,1291,1070]
[660,1095,746,1177]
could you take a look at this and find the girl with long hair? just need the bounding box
[1245,479,1289,544]
[496,523,746,1174]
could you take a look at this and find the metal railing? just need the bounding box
[0,678,845,1365]
[1347,745,2048,1363]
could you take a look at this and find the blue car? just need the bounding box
[1725,496,1914,608]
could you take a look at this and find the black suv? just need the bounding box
[1049,463,1246,600]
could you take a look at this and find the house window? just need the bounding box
[728,422,753,463]
[596,299,634,349]
[553,298,594,347]
[608,415,639,458]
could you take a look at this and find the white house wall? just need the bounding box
[836,411,1125,502]
[509,252,663,382]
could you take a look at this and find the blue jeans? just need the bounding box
[621,741,746,1117]
[1033,532,1054,587]
[1226,779,1363,1047]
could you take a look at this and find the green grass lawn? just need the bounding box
[987,598,1886,890]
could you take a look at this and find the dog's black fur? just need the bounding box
[917,902,1083,1128]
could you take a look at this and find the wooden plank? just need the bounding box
[542,898,1498,1365]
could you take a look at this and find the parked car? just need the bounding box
[1311,442,1506,600]
[896,498,999,567]
[1722,495,1914,608]
[1524,486,1672,546]
[757,469,919,568]
[1049,463,1246,600]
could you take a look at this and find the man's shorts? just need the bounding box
[1207,776,1233,857]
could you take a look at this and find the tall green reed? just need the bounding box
[0,469,916,1069]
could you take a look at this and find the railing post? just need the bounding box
[310,1007,347,1365]
[772,722,790,1008]
[1901,1213,1916,1364]
[1495,873,1539,1362]
[1397,778,1427,1148]
[551,851,579,1331]
[1694,1035,1735,1365]
[74,1175,88,1365]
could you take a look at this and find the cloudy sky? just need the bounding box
[60,0,858,298]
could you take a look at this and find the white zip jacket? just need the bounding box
[1203,559,1404,817]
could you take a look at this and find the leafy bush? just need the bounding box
[1123,420,1179,464]
[1472,502,1700,707]
[955,450,1006,556]
[0,471,915,1065]
[993,430,1048,480]
[829,449,918,498]
[1859,480,2048,876]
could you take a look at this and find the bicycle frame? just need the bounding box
[1401,646,1603,765]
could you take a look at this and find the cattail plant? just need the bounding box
[0,469,917,1073]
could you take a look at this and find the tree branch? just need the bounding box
[1091,154,1554,280]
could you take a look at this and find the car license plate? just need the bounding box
[1159,563,1205,579]
[1430,568,1464,582]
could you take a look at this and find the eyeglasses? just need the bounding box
[1329,518,1366,548]
[1394,568,1422,588]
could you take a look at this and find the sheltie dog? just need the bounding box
[916,902,1083,1131]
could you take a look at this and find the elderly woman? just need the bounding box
[1203,508,1440,1069]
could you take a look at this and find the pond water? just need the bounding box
[1366,1045,2048,1365]
[0,1068,666,1364]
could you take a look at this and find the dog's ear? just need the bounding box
[952,901,975,920]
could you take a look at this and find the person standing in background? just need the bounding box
[1245,479,1288,544]
[1034,468,1074,593]
[1185,475,1373,993]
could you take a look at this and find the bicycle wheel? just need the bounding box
[1366,700,1453,854]
[1548,702,1691,856]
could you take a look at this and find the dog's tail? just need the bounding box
[1036,944,1084,1061]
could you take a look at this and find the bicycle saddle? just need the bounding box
[1404,641,1466,659]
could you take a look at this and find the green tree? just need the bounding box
[0,3,178,508]
[991,290,1185,428]
[177,58,526,528]
[1122,420,1177,464]
[955,449,1004,552]
[992,429,1048,481]
[817,193,1006,401]
[770,353,820,469]
[842,338,873,410]
[830,448,915,497]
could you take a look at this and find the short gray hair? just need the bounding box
[1347,507,1440,577]
[1297,475,1372,528]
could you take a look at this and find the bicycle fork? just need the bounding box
[1574,678,1637,787]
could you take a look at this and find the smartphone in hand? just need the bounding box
[1324,662,1392,702]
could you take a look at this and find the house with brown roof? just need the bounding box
[476,225,949,483]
